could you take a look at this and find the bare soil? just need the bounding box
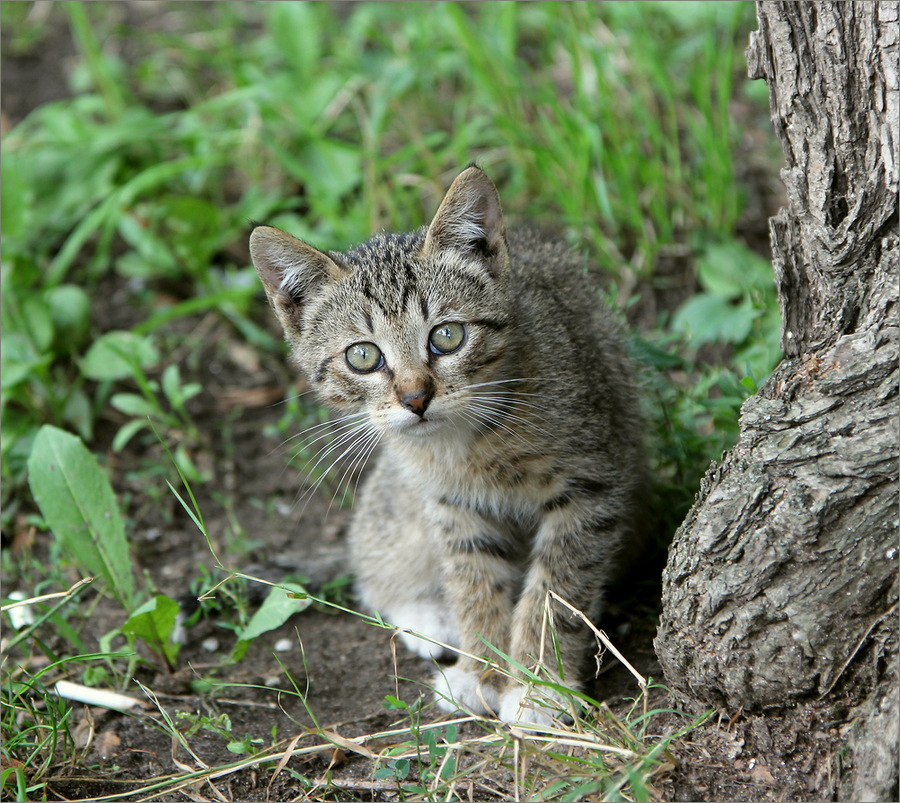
[5,306,863,802]
[1,10,866,802]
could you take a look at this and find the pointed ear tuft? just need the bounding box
[423,167,509,275]
[249,226,345,334]
[250,226,344,299]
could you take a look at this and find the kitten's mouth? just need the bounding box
[394,414,442,437]
[384,406,458,438]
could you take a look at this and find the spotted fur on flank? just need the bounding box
[250,166,648,724]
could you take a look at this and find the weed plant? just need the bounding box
[2,1,781,799]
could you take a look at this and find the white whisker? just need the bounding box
[466,389,550,400]
[351,429,383,500]
[461,402,540,448]
[283,414,370,458]
[265,387,320,409]
[327,427,383,516]
[463,396,555,435]
[463,392,558,417]
[294,420,371,481]
[280,410,369,448]
[265,411,369,468]
[460,377,557,392]
[293,421,378,515]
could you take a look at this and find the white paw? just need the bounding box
[386,604,458,659]
[432,665,499,716]
[498,684,566,727]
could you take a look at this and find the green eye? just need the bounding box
[346,342,383,372]
[429,322,466,355]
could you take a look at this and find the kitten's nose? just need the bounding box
[399,388,432,417]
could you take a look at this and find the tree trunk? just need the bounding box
[654,1,898,798]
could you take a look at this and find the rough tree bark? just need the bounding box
[654,2,898,799]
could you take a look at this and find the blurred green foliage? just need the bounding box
[1,0,781,535]
[2,4,785,795]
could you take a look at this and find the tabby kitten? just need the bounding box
[250,166,647,724]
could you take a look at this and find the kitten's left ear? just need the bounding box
[422,166,509,278]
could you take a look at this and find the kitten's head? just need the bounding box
[250,166,514,441]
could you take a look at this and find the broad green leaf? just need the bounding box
[180,383,202,403]
[173,444,212,485]
[45,285,91,349]
[671,293,759,346]
[629,335,687,371]
[232,582,310,660]
[112,418,151,453]
[62,389,94,442]
[27,425,136,610]
[162,364,202,407]
[116,212,179,276]
[115,250,168,280]
[239,583,311,641]
[697,240,774,298]
[382,694,409,711]
[231,639,251,663]
[122,594,180,667]
[80,331,159,381]
[21,295,54,353]
[160,364,182,404]
[0,334,41,390]
[110,393,157,417]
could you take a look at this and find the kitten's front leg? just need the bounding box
[431,500,519,716]
[500,502,618,725]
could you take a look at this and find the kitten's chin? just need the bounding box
[381,408,475,443]
[391,416,445,438]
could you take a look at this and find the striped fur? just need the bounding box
[250,167,648,724]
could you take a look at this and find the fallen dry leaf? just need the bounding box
[749,761,777,786]
[321,729,378,759]
[218,386,285,410]
[226,341,264,374]
[72,715,95,751]
[95,729,121,760]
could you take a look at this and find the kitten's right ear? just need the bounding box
[249,225,345,332]
[422,166,509,279]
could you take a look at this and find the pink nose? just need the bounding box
[400,389,432,416]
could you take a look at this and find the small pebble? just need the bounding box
[7,591,35,629]
[274,638,293,652]
[201,637,219,652]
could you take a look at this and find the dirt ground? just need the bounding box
[6,302,868,803]
[1,10,874,802]
[9,305,861,802]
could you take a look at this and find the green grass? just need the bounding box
[1,0,781,521]
[2,1,781,798]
